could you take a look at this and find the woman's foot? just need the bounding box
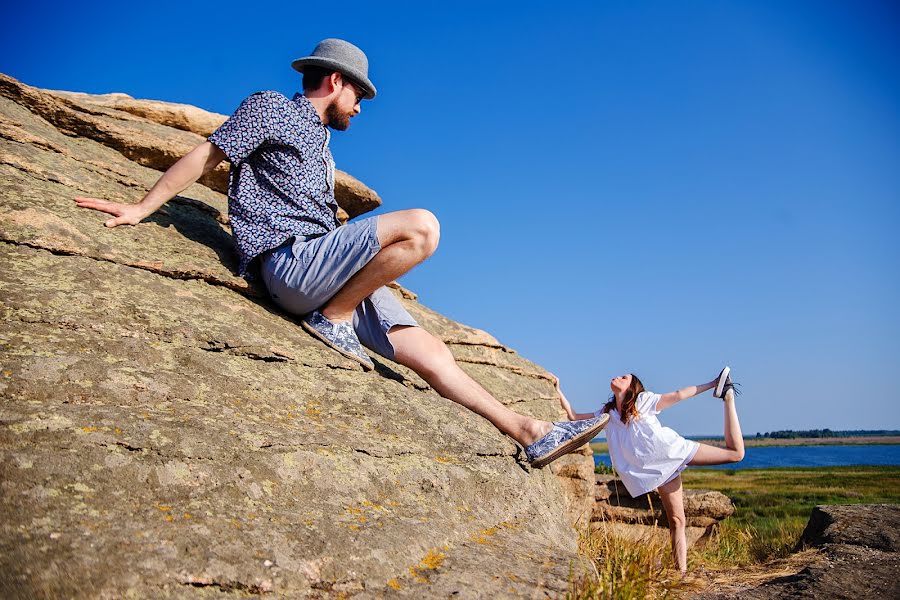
[714,367,741,400]
[713,366,731,398]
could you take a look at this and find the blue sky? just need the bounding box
[4,1,899,436]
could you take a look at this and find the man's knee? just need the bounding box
[407,209,440,257]
[421,331,454,368]
[395,328,454,374]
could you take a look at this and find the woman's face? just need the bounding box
[610,374,632,394]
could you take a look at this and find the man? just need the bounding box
[74,38,608,468]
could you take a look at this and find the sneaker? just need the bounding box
[713,366,731,399]
[713,366,741,400]
[525,414,610,469]
[301,311,374,371]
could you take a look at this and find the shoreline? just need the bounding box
[692,434,900,448]
[589,435,900,454]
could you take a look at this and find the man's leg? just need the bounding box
[388,325,553,447]
[320,209,439,323]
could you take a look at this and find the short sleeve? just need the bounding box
[208,91,283,165]
[636,391,662,416]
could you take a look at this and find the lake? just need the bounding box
[592,443,900,470]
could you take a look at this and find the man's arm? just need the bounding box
[74,141,227,227]
[657,379,717,411]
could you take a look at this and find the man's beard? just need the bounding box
[325,102,352,131]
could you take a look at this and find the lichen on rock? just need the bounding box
[0,73,595,598]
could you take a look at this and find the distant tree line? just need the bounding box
[754,429,900,439]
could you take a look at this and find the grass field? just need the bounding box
[568,465,900,599]
[684,465,900,566]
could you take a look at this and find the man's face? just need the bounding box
[326,78,363,131]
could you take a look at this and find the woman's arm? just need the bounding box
[552,375,597,421]
[657,379,717,411]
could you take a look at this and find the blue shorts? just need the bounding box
[259,216,419,360]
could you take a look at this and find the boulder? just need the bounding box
[46,89,232,138]
[591,474,734,547]
[694,504,900,600]
[2,74,381,219]
[798,503,900,553]
[0,73,594,598]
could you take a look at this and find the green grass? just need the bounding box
[590,441,609,454]
[569,466,900,597]
[684,465,900,565]
[682,466,900,530]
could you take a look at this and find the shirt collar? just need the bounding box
[292,93,325,127]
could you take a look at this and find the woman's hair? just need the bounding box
[602,374,645,425]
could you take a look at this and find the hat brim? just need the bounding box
[291,56,377,100]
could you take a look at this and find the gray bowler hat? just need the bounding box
[291,39,377,100]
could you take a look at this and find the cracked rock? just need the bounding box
[0,73,595,599]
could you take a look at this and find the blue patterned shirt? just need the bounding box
[208,91,341,279]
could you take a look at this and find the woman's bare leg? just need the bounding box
[689,388,745,465]
[657,475,688,573]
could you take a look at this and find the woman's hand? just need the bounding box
[551,373,586,421]
[74,197,151,228]
[550,373,561,390]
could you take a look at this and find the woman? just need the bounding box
[556,367,744,573]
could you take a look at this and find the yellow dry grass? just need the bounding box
[570,466,900,598]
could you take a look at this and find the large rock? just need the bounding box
[695,504,900,600]
[1,74,381,220]
[46,89,233,138]
[591,474,734,547]
[798,503,900,553]
[0,73,594,598]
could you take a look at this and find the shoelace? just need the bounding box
[724,381,742,396]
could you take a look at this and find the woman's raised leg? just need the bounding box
[689,388,745,465]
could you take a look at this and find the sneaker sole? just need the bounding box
[714,366,731,398]
[531,414,610,469]
[301,319,374,371]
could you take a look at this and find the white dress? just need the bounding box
[599,391,699,497]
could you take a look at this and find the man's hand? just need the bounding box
[74,141,226,229]
[73,197,151,228]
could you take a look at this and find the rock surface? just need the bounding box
[592,474,734,547]
[695,504,900,600]
[2,74,381,220]
[0,74,594,598]
[798,503,900,553]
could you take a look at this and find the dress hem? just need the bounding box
[623,441,701,497]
